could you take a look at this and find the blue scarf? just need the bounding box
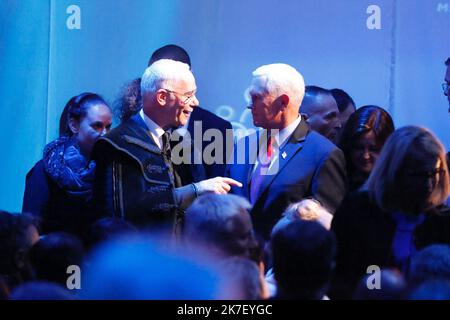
[43,136,95,201]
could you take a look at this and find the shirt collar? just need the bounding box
[139,109,165,138]
[276,114,302,148]
[139,109,165,146]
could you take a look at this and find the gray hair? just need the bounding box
[249,63,305,108]
[271,199,332,236]
[140,59,194,96]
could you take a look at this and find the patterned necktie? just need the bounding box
[162,131,182,187]
[250,135,275,204]
[162,131,172,158]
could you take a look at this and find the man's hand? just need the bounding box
[194,177,242,195]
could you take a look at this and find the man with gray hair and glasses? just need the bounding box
[93,59,241,236]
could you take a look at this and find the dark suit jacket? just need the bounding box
[120,76,232,178]
[330,191,450,299]
[228,119,347,240]
[187,107,233,178]
[22,160,95,238]
[92,114,205,229]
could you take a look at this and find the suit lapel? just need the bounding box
[127,114,160,148]
[254,120,309,203]
[246,131,262,194]
[101,114,172,185]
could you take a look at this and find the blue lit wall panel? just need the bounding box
[1,0,449,211]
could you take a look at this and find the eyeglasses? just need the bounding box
[442,83,450,95]
[164,89,197,105]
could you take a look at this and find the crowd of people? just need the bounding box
[1,45,449,300]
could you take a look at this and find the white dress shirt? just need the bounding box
[253,115,302,173]
[139,109,166,149]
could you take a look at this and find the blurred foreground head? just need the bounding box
[81,235,237,299]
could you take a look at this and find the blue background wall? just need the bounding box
[1,0,449,212]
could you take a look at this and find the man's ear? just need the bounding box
[156,89,168,106]
[279,94,290,111]
[68,118,79,134]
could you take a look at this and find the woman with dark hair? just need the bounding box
[339,105,394,191]
[23,93,112,239]
[112,78,142,123]
[331,126,450,299]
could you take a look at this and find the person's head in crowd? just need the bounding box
[81,236,222,299]
[184,194,257,259]
[219,257,268,300]
[247,235,268,273]
[339,105,395,191]
[330,88,356,129]
[272,199,333,236]
[365,126,449,214]
[267,199,333,277]
[353,269,407,300]
[59,92,112,158]
[408,244,450,286]
[85,217,137,251]
[114,78,142,123]
[148,44,191,68]
[29,232,84,286]
[444,57,450,112]
[116,45,193,124]
[243,236,270,299]
[246,63,305,130]
[0,211,39,290]
[141,59,199,130]
[408,279,450,300]
[300,86,341,142]
[271,220,336,300]
[9,281,76,300]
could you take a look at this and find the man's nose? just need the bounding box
[363,149,371,159]
[191,95,199,107]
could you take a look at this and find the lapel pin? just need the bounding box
[282,151,287,159]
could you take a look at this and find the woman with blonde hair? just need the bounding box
[330,126,450,299]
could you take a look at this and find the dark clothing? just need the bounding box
[187,106,233,178]
[119,77,232,178]
[347,173,369,192]
[330,191,450,299]
[228,120,347,240]
[22,160,95,238]
[92,114,205,231]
